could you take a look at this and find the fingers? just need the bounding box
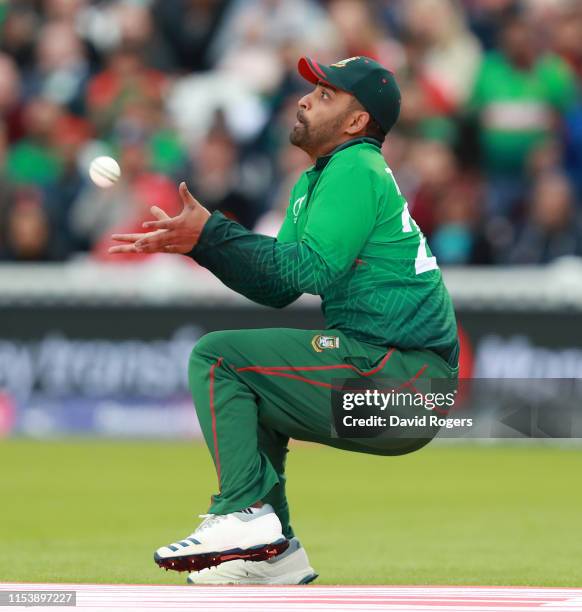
[111,232,152,243]
[110,227,174,253]
[108,243,170,255]
[134,231,179,252]
[108,244,138,254]
[151,206,170,220]
[144,199,179,228]
[110,191,195,255]
[179,181,200,209]
[108,239,174,254]
[142,218,176,230]
[179,181,189,203]
[110,213,173,253]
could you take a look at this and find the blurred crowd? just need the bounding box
[1,0,582,265]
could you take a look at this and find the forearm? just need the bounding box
[188,212,337,306]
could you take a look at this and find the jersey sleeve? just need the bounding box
[188,159,378,306]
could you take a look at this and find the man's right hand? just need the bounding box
[109,182,211,255]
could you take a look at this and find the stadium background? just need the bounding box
[0,0,581,587]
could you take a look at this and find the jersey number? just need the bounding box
[386,168,438,275]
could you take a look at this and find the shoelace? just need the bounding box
[190,513,228,535]
[168,514,229,547]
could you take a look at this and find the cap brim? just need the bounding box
[297,57,346,91]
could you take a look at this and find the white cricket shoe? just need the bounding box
[186,537,318,585]
[154,504,288,572]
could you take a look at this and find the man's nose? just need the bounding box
[298,92,310,110]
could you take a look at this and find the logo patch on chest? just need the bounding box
[311,334,340,352]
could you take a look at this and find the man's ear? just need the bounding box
[346,110,371,136]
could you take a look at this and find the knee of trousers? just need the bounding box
[189,330,235,365]
[188,332,234,416]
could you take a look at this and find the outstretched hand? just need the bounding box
[109,182,211,255]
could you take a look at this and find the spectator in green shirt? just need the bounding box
[5,99,63,187]
[468,12,578,217]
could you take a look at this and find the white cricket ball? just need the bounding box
[89,156,121,188]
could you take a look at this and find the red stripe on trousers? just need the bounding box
[209,357,223,490]
[237,360,430,394]
[236,348,395,376]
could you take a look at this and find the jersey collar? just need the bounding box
[314,137,382,170]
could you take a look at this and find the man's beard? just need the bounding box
[289,115,313,149]
[290,111,347,156]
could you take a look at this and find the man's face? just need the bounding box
[290,82,359,157]
[502,20,536,67]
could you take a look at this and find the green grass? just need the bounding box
[0,440,581,585]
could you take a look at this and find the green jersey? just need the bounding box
[469,52,577,176]
[190,138,458,366]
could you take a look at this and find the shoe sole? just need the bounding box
[155,538,290,572]
[186,571,319,585]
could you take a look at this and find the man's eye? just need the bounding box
[320,90,329,99]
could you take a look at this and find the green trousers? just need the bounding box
[188,327,458,539]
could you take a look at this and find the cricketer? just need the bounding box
[110,55,459,585]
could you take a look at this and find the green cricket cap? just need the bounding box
[298,56,401,134]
